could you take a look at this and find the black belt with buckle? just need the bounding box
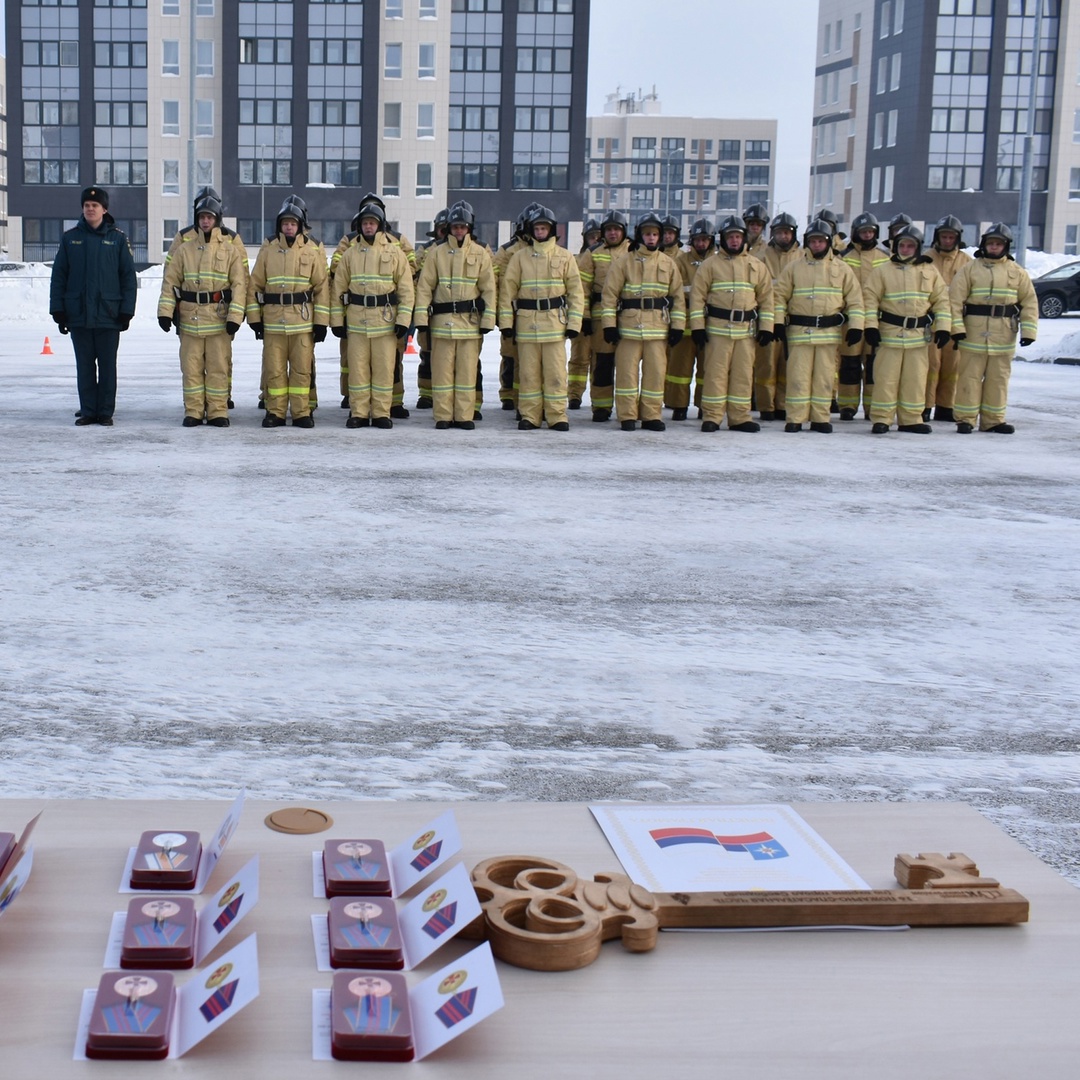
[879,311,932,329]
[787,313,846,328]
[429,299,479,315]
[175,288,232,304]
[706,305,756,322]
[348,291,398,307]
[516,296,566,311]
[619,297,671,311]
[258,291,313,305]
[963,303,1019,318]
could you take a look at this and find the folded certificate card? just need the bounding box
[0,810,43,883]
[0,847,35,923]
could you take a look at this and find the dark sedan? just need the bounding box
[1034,260,1080,318]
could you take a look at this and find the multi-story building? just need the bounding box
[5,0,590,262]
[1,55,9,257]
[814,0,1077,254]
[585,90,778,234]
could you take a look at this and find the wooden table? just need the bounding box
[1,800,1077,1078]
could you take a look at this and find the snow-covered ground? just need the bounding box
[3,266,1079,888]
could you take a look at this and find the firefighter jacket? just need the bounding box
[948,256,1038,355]
[247,231,329,334]
[746,234,768,261]
[578,239,632,318]
[600,245,686,341]
[663,242,686,270]
[689,249,774,339]
[862,256,951,350]
[415,233,497,339]
[927,245,972,288]
[498,235,585,343]
[773,249,864,347]
[330,230,414,336]
[165,224,249,277]
[758,242,802,287]
[159,225,248,334]
[50,214,137,330]
[841,242,892,285]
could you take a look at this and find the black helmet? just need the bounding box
[428,208,450,238]
[816,208,839,234]
[888,212,913,236]
[689,218,715,242]
[447,203,475,233]
[661,216,681,243]
[891,224,924,259]
[634,212,664,246]
[979,222,1013,257]
[804,218,832,242]
[276,195,308,233]
[528,205,558,238]
[600,209,629,239]
[193,191,223,227]
[769,212,798,249]
[743,203,769,226]
[515,202,542,238]
[450,199,474,218]
[851,212,880,245]
[193,185,221,216]
[933,215,964,248]
[354,202,386,233]
[359,192,386,212]
[583,218,601,236]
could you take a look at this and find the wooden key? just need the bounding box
[466,854,1029,971]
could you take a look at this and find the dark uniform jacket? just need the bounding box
[50,215,137,329]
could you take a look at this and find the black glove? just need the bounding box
[845,328,862,347]
[756,330,774,348]
[863,327,881,349]
[667,328,683,347]
[331,325,347,339]
[117,316,131,332]
[250,322,264,340]
[158,316,173,334]
[502,327,515,342]
[565,328,579,340]
[581,318,593,336]
[475,298,486,315]
[395,324,409,339]
[226,321,241,337]
[934,330,951,350]
[952,332,966,345]
[312,324,327,343]
[1020,337,1035,347]
[774,324,786,344]
[413,324,428,333]
[603,326,620,345]
[479,326,492,335]
[691,328,708,350]
[50,311,69,335]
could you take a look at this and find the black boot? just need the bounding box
[182,416,203,427]
[415,396,433,409]
[922,408,932,422]
[934,406,954,422]
[373,416,394,429]
[839,408,856,421]
[871,423,889,434]
[435,420,451,429]
[207,417,230,428]
[502,399,516,411]
[774,409,787,420]
[567,399,581,410]
[784,422,802,432]
[956,422,973,434]
[641,419,666,431]
[620,420,637,431]
[551,421,569,431]
[701,421,720,433]
[759,411,776,422]
[345,416,369,428]
[810,421,833,433]
[987,423,1015,434]
[293,415,315,428]
[390,404,410,419]
[340,395,350,409]
[898,423,932,434]
[730,421,760,433]
[262,414,285,428]
[518,419,537,430]
[671,408,688,421]
[592,409,611,422]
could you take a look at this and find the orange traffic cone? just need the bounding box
[405,333,419,356]
[41,336,54,355]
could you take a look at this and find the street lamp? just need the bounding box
[259,144,266,238]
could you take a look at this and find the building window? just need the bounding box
[163,40,180,76]
[163,219,179,256]
[420,0,436,16]
[1074,108,1080,144]
[823,22,831,55]
[744,165,769,186]
[197,159,214,185]
[745,140,770,160]
[717,165,739,186]
[873,112,884,149]
[418,43,436,78]
[450,46,501,71]
[1066,225,1078,256]
[93,41,146,66]
[163,159,180,195]
[718,140,740,161]
[1070,169,1080,200]
[383,162,400,197]
[196,0,214,13]
[386,0,403,16]
[883,164,894,202]
[385,43,402,78]
[308,161,360,185]
[893,0,903,33]
[416,162,433,197]
[240,38,292,64]
[196,99,213,137]
[163,0,179,13]
[163,100,180,136]
[870,166,881,203]
[516,47,571,72]
[384,103,402,138]
[877,56,887,94]
[836,18,842,51]
[887,110,898,147]
[446,163,499,189]
[196,40,213,76]
[512,164,568,190]
[880,1,890,38]
[890,53,901,91]
[417,102,435,138]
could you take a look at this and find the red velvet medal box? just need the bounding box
[86,971,175,1060]
[330,971,414,1062]
[120,896,196,969]
[323,838,391,897]
[328,896,404,969]
[130,830,201,890]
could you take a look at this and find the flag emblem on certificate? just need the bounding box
[650,828,788,859]
[421,902,458,939]
[435,988,477,1029]
[199,979,238,1021]
[410,841,442,871]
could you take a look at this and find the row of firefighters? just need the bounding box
[158,190,1038,435]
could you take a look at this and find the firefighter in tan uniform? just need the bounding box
[579,209,632,422]
[838,212,891,420]
[743,203,769,261]
[773,219,863,433]
[330,204,414,429]
[158,191,248,427]
[753,212,801,422]
[862,225,951,435]
[247,197,330,428]
[412,208,449,409]
[498,206,584,431]
[414,202,496,430]
[924,215,972,422]
[949,223,1038,435]
[567,218,601,408]
[665,218,714,420]
[661,217,682,261]
[688,215,773,433]
[163,185,249,412]
[601,212,686,431]
[493,205,539,412]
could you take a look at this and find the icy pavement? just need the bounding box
[2,299,1079,887]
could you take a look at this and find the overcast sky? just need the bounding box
[587,0,820,220]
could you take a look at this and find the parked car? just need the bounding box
[1033,260,1080,318]
[0,262,27,273]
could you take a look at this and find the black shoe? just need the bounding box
[340,395,350,409]
[730,421,760,433]
[207,417,230,428]
[257,398,266,410]
[373,416,393,429]
[620,420,637,431]
[898,423,932,434]
[774,409,787,421]
[701,421,720,433]
[75,415,97,426]
[987,423,1015,434]
[473,410,483,421]
[345,416,369,428]
[293,415,315,428]
[551,421,569,431]
[759,411,776,422]
[182,416,203,427]
[641,419,666,431]
[518,419,538,430]
[696,408,704,420]
[435,420,451,429]
[97,416,114,426]
[922,408,932,422]
[390,404,410,419]
[784,422,802,432]
[592,409,611,422]
[933,407,954,422]
[810,422,833,433]
[830,399,840,414]
[956,422,974,434]
[227,398,235,410]
[502,399,516,411]
[839,408,856,421]
[671,408,688,421]
[455,420,475,430]
[872,423,890,434]
[567,399,581,410]
[262,414,285,427]
[415,396,433,409]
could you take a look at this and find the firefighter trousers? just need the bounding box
[614,337,667,422]
[869,346,929,428]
